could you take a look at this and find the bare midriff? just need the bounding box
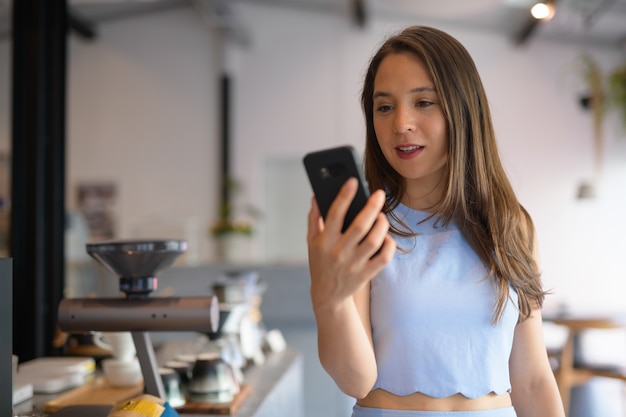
[357,389,512,411]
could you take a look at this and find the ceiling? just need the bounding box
[0,0,625,51]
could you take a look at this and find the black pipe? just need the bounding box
[220,73,231,213]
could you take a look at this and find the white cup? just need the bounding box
[93,331,136,361]
[102,357,143,387]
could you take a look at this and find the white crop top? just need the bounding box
[370,203,519,398]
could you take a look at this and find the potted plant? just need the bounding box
[608,62,626,132]
[210,203,255,238]
[576,54,607,199]
[210,178,261,263]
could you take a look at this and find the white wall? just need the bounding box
[66,8,220,263]
[1,4,625,312]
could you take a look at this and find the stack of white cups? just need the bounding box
[95,332,143,387]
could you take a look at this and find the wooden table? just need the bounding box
[544,314,626,415]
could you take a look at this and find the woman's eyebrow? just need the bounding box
[373,86,436,99]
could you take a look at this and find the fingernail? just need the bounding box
[346,177,358,188]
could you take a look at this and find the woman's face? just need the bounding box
[372,52,449,200]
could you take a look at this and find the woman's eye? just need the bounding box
[416,100,434,108]
[376,104,393,113]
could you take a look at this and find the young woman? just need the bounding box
[306,26,565,417]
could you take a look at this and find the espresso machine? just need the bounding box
[57,239,220,400]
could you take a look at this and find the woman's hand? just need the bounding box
[307,178,396,312]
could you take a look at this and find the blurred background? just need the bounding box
[2,0,625,305]
[1,0,626,416]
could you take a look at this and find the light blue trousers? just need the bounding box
[351,404,517,417]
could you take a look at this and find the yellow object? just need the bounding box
[109,395,165,417]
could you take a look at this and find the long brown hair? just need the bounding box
[361,26,545,322]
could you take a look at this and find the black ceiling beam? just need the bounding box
[68,8,98,40]
[512,15,539,46]
[511,0,559,46]
[583,0,617,28]
[0,7,99,41]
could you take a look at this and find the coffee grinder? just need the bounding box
[57,239,220,399]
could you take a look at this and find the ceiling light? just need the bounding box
[531,2,555,21]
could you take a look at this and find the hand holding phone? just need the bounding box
[303,145,372,232]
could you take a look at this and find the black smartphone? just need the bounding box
[303,145,371,232]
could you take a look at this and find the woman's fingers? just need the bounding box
[307,195,323,242]
[341,189,387,248]
[358,212,392,258]
[306,181,395,308]
[324,178,359,233]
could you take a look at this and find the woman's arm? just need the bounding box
[307,178,395,398]
[314,282,376,398]
[509,306,566,417]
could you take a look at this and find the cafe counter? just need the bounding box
[13,347,303,417]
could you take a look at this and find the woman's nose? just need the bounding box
[392,105,416,133]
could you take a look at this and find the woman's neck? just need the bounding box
[401,176,445,212]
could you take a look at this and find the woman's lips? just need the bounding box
[395,145,424,159]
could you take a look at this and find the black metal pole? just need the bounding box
[11,0,67,361]
[220,73,231,212]
[0,259,12,416]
